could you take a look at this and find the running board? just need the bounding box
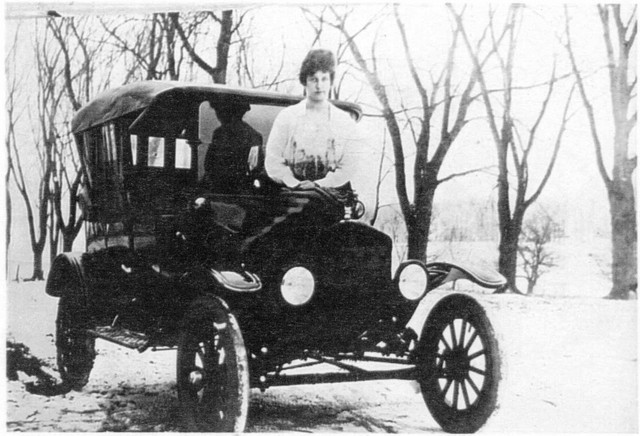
[87,326,150,351]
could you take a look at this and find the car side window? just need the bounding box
[127,135,192,170]
[148,137,165,167]
[175,139,191,169]
[130,135,137,165]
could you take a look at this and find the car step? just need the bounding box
[87,325,150,351]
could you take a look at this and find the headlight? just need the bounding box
[280,266,315,306]
[394,261,429,301]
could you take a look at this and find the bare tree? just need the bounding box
[99,13,182,81]
[564,5,637,299]
[5,26,23,274]
[367,130,394,227]
[7,23,68,280]
[171,10,245,84]
[48,195,59,264]
[380,208,409,265]
[7,129,50,280]
[163,13,180,80]
[51,133,83,252]
[311,5,492,262]
[518,213,557,295]
[47,16,108,252]
[452,5,574,292]
[231,12,288,90]
[5,114,14,274]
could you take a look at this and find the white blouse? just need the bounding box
[265,100,360,188]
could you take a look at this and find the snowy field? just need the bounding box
[4,237,638,432]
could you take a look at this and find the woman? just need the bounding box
[265,49,359,190]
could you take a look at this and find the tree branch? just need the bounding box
[369,131,389,226]
[523,60,557,164]
[525,84,576,209]
[439,24,458,144]
[170,12,217,79]
[394,5,429,119]
[437,166,496,184]
[564,6,612,188]
[627,14,637,52]
[449,5,502,148]
[329,6,412,221]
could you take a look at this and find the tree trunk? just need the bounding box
[61,225,81,252]
[30,249,45,281]
[495,135,515,292]
[406,184,436,263]
[5,182,11,275]
[62,236,75,253]
[49,211,58,265]
[497,226,519,292]
[213,11,233,84]
[607,177,637,299]
[407,218,430,263]
[526,281,535,295]
[564,5,637,300]
[497,207,525,294]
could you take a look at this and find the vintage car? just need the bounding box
[46,81,506,433]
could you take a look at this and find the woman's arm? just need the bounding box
[264,109,300,188]
[314,111,360,188]
[314,150,354,188]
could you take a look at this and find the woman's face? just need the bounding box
[304,70,332,103]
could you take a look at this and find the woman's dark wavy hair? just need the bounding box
[298,49,336,85]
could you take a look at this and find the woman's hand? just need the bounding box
[295,180,318,190]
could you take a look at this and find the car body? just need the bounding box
[46,81,506,433]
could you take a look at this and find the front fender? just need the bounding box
[401,262,505,340]
[427,261,506,290]
[180,293,233,326]
[180,266,262,294]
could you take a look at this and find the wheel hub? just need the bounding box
[442,348,470,381]
[188,369,205,390]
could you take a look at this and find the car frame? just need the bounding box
[46,80,506,433]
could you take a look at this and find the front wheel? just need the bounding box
[56,295,96,390]
[415,294,500,433]
[176,297,250,432]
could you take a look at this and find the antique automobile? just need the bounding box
[46,81,506,433]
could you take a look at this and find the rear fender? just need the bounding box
[427,261,506,290]
[46,252,88,298]
[47,247,149,298]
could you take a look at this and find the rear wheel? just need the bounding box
[56,295,96,390]
[177,298,250,432]
[416,294,500,433]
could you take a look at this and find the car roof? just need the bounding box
[71,80,363,135]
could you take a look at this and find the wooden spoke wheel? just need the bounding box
[416,294,500,433]
[56,295,96,391]
[177,298,249,432]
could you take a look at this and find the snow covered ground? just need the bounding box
[3,236,637,432]
[4,280,637,433]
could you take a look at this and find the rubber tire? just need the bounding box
[416,294,500,433]
[176,297,250,432]
[56,295,96,391]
